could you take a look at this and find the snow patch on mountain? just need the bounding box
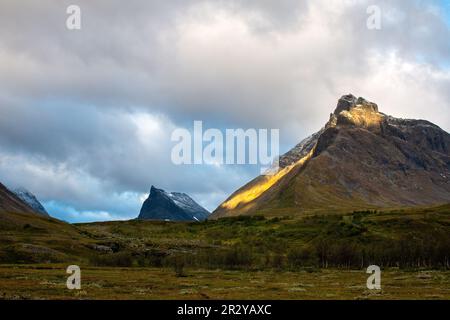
[138,186,210,221]
[11,187,49,217]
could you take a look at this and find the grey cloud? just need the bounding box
[1,0,448,129]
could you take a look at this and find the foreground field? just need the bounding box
[0,265,449,300]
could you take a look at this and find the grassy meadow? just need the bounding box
[0,265,449,300]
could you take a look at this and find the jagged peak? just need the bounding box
[150,185,165,194]
[330,94,383,129]
[333,94,379,115]
[9,186,49,217]
[139,185,210,221]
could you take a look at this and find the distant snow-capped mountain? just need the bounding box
[11,187,49,217]
[0,182,37,215]
[138,186,210,222]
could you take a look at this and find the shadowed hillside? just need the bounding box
[0,210,97,264]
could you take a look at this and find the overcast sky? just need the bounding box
[0,0,449,222]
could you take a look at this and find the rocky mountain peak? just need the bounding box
[0,182,38,215]
[150,185,164,195]
[330,94,383,129]
[11,187,49,217]
[333,94,379,115]
[280,94,383,169]
[138,186,210,222]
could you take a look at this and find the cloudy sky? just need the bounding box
[0,0,449,222]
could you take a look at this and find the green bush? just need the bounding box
[90,251,134,267]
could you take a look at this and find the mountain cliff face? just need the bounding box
[0,182,38,215]
[11,187,49,217]
[212,94,450,218]
[138,186,210,221]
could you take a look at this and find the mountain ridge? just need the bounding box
[0,182,40,215]
[11,187,49,217]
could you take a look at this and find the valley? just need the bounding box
[0,204,449,299]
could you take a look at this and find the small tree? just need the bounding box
[173,255,187,277]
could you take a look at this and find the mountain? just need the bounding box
[11,187,49,217]
[0,182,37,215]
[212,94,450,218]
[138,186,210,221]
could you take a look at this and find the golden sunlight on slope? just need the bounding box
[220,150,314,210]
[337,105,384,129]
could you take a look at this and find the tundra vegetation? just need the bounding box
[0,204,449,299]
